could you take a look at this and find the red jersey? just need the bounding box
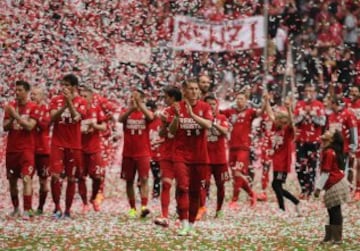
[294,100,326,143]
[159,106,175,161]
[149,117,163,161]
[320,148,345,190]
[50,95,87,149]
[271,125,295,173]
[327,108,357,153]
[4,100,38,152]
[221,107,257,151]
[34,104,50,155]
[81,103,107,153]
[207,114,229,164]
[167,100,213,163]
[348,99,360,155]
[122,110,152,158]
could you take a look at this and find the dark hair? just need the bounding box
[146,100,157,110]
[204,93,217,102]
[326,130,345,170]
[15,80,31,91]
[164,86,182,101]
[331,96,344,107]
[63,74,79,86]
[182,78,198,88]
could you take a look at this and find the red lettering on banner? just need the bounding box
[227,25,244,49]
[176,21,191,46]
[209,25,225,49]
[249,22,259,48]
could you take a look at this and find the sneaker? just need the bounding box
[154,217,169,227]
[354,191,360,201]
[257,192,268,202]
[177,225,190,236]
[35,209,44,216]
[140,206,150,218]
[215,210,224,218]
[128,208,137,219]
[91,200,101,212]
[82,204,90,214]
[52,210,62,220]
[10,208,21,218]
[22,210,34,220]
[228,201,240,210]
[195,206,207,221]
[299,193,309,200]
[94,192,104,205]
[63,212,72,220]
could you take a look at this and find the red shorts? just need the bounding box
[50,146,82,178]
[229,150,250,174]
[6,150,35,178]
[209,164,230,184]
[35,154,50,178]
[82,152,105,178]
[121,156,150,182]
[160,160,175,180]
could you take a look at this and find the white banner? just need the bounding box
[115,44,152,65]
[172,15,265,52]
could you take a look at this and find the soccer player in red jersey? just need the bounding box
[327,96,358,185]
[197,94,229,219]
[119,89,154,218]
[349,86,360,200]
[154,86,182,228]
[294,84,326,199]
[49,74,87,219]
[30,86,51,215]
[78,85,107,213]
[167,79,213,235]
[221,91,265,208]
[266,97,301,214]
[3,80,38,219]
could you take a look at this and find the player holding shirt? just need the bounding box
[119,90,154,219]
[49,74,87,219]
[78,86,107,213]
[31,86,51,215]
[154,86,182,227]
[167,79,213,236]
[3,80,38,219]
[197,94,229,220]
[221,91,265,208]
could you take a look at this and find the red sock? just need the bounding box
[11,195,19,209]
[78,178,88,204]
[356,181,360,191]
[51,178,62,211]
[91,179,101,201]
[239,176,254,197]
[216,183,225,212]
[129,199,136,209]
[141,197,148,207]
[189,189,200,224]
[232,178,243,202]
[161,182,171,218]
[65,181,76,214]
[23,195,32,211]
[38,190,48,210]
[176,187,189,221]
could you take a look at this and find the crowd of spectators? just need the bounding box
[0,0,359,106]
